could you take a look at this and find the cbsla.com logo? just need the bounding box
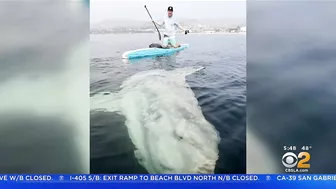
[282,152,310,173]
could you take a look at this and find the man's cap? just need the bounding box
[168,6,173,11]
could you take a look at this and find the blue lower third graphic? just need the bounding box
[0,174,335,188]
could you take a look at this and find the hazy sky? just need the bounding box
[91,0,246,23]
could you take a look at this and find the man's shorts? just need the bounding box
[163,35,177,47]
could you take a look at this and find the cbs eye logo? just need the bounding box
[282,152,310,169]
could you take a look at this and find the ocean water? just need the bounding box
[0,2,89,173]
[90,33,246,173]
[247,1,336,173]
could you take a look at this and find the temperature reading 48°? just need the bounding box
[301,146,312,151]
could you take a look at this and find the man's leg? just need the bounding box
[169,36,180,48]
[162,37,169,48]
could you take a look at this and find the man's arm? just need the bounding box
[175,23,189,34]
[175,23,186,31]
[153,21,164,28]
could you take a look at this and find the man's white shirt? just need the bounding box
[163,16,179,36]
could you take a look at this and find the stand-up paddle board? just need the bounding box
[122,44,189,59]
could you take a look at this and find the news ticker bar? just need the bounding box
[0,174,336,183]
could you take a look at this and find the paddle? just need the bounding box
[144,5,162,41]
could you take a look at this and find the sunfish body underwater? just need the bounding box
[91,67,220,173]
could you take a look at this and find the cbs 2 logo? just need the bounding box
[282,152,310,168]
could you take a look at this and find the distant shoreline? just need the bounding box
[191,32,246,35]
[90,32,246,35]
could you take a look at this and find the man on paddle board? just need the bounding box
[153,6,189,48]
